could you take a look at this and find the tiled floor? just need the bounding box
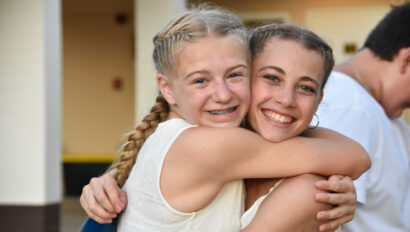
[61,197,87,232]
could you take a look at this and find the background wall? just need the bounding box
[201,0,393,26]
[305,6,389,62]
[0,0,61,205]
[63,0,135,156]
[134,0,186,123]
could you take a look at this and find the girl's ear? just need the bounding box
[397,47,410,74]
[318,90,324,105]
[157,73,176,105]
[314,90,324,113]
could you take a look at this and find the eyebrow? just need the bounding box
[258,65,285,75]
[184,70,210,80]
[300,76,320,88]
[258,65,320,87]
[184,64,248,80]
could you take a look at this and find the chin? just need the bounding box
[212,121,241,128]
[262,132,287,143]
[387,110,402,119]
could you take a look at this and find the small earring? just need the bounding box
[309,113,319,129]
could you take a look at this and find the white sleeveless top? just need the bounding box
[117,118,244,232]
[241,178,285,228]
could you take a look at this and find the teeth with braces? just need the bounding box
[209,107,236,115]
[263,111,292,123]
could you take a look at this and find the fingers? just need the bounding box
[318,215,353,232]
[317,204,355,221]
[315,175,354,194]
[102,175,126,213]
[78,174,127,224]
[315,175,356,207]
[80,184,117,223]
[315,192,356,205]
[81,197,113,224]
[315,175,356,232]
[327,174,344,181]
[90,177,116,213]
[119,189,128,208]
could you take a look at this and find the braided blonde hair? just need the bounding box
[107,4,249,187]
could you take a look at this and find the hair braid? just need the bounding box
[107,94,170,187]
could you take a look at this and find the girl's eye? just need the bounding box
[299,85,316,94]
[193,78,207,84]
[263,75,280,82]
[228,73,243,78]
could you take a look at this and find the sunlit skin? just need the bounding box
[247,37,324,143]
[158,36,250,128]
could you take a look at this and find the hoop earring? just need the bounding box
[309,113,319,129]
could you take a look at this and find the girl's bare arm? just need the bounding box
[174,126,370,183]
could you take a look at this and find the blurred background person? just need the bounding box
[315,3,410,231]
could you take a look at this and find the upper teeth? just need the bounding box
[264,111,292,123]
[210,107,235,115]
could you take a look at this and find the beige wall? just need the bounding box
[0,0,61,204]
[197,0,392,25]
[305,6,389,62]
[403,110,410,123]
[199,0,393,63]
[63,0,135,155]
[134,0,186,123]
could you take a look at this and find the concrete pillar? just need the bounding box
[134,0,186,123]
[0,0,62,231]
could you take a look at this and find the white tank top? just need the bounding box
[241,178,285,228]
[118,118,244,232]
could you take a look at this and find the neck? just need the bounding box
[334,48,383,103]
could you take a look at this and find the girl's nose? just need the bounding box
[275,87,296,108]
[212,80,232,103]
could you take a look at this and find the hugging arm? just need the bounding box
[204,127,370,181]
[80,126,369,224]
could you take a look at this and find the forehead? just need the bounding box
[174,36,249,77]
[252,37,325,81]
[258,37,321,60]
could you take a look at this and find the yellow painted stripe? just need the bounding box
[62,154,115,163]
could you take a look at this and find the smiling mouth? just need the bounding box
[263,110,293,123]
[209,107,237,115]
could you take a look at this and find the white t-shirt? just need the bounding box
[117,118,244,232]
[393,119,410,157]
[316,72,410,232]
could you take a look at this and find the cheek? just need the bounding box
[178,89,207,109]
[237,85,251,102]
[236,80,251,98]
[299,100,319,124]
[251,81,270,102]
